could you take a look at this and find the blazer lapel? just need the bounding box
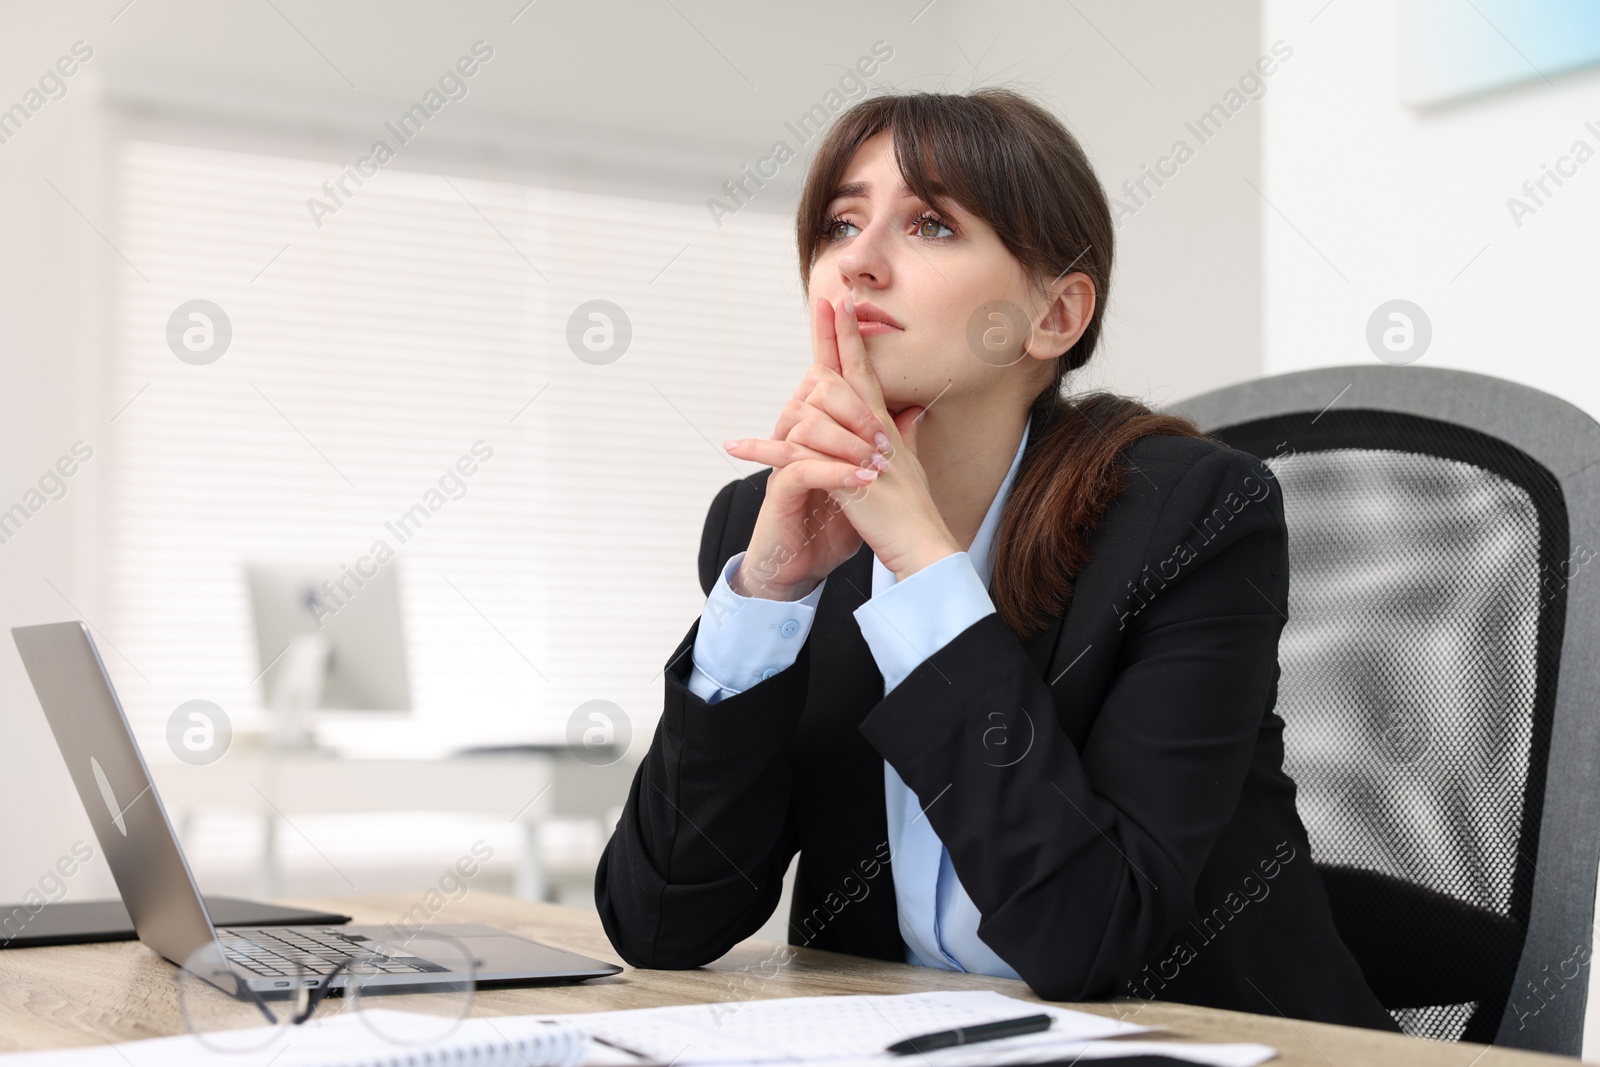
[790,543,902,957]
[1023,609,1066,682]
[1017,401,1068,684]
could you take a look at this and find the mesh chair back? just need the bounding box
[1169,367,1600,1056]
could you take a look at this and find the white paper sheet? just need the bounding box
[528,989,1151,1063]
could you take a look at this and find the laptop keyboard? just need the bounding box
[219,928,446,977]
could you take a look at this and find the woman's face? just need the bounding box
[806,129,1067,417]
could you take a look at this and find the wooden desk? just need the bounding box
[0,892,1568,1064]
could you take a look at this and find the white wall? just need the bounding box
[0,42,120,904]
[1262,0,1600,418]
[926,0,1268,408]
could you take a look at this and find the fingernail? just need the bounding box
[724,440,739,451]
[843,292,855,317]
[875,432,890,451]
[855,467,878,482]
[869,452,889,470]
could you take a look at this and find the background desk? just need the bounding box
[0,893,1569,1064]
[152,749,558,901]
[151,748,636,904]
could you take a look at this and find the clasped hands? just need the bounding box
[722,293,961,602]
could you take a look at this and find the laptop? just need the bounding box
[11,620,622,995]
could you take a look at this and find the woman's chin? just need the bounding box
[887,393,932,412]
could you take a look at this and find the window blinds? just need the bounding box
[108,137,807,750]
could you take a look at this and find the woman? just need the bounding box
[595,87,1395,1031]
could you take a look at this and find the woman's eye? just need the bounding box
[819,214,953,241]
[821,217,859,241]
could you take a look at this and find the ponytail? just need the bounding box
[992,388,1210,642]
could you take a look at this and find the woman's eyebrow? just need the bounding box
[827,179,931,202]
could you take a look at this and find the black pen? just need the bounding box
[886,1012,1054,1055]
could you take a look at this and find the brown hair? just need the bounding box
[796,88,1211,642]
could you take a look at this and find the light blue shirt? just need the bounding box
[687,419,1031,979]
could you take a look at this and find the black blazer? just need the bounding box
[596,401,1397,1032]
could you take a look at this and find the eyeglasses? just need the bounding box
[177,932,477,1053]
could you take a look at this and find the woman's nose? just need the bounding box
[837,223,890,286]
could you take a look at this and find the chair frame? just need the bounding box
[1167,364,1600,1056]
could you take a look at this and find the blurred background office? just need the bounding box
[2,0,1598,959]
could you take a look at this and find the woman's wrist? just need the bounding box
[731,562,820,602]
[890,534,962,584]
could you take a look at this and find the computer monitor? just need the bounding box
[245,561,412,720]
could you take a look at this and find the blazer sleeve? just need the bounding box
[594,475,807,968]
[856,446,1290,1001]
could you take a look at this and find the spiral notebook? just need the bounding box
[0,1011,592,1066]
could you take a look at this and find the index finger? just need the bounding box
[834,293,885,417]
[812,296,842,375]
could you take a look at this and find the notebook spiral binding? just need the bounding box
[354,1023,589,1067]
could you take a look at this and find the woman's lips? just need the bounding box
[852,299,904,332]
[857,321,903,336]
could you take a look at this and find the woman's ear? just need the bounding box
[1027,271,1095,361]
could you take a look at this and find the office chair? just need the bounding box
[1168,366,1600,1056]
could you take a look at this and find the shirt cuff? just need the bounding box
[852,551,995,695]
[688,550,827,703]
